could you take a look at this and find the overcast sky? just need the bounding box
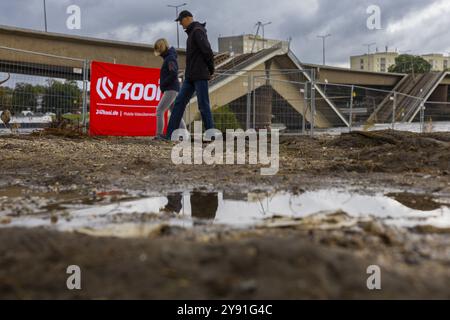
[1,0,449,67]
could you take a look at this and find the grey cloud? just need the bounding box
[0,0,448,67]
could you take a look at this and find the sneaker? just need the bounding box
[154,134,169,141]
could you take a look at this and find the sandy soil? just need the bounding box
[0,129,449,299]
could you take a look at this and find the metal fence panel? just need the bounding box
[0,46,88,132]
[421,101,450,132]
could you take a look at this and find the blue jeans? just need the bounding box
[166,79,215,139]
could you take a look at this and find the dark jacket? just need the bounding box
[185,22,215,81]
[159,47,180,92]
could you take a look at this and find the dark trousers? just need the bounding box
[166,79,215,139]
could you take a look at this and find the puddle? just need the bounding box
[1,188,449,238]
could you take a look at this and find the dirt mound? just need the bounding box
[327,130,450,149]
[327,131,399,148]
[31,127,87,139]
[30,118,88,139]
[324,131,450,174]
[354,143,449,173]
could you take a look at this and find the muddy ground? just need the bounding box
[0,129,449,299]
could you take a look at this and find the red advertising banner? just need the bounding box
[90,61,164,136]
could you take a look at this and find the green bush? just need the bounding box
[212,105,242,132]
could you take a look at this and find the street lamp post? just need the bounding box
[167,3,187,48]
[260,21,272,49]
[317,34,331,65]
[43,0,48,32]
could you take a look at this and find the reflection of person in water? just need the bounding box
[162,192,218,222]
[163,193,183,213]
[190,192,218,221]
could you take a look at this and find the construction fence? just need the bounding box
[0,46,88,129]
[1,45,449,135]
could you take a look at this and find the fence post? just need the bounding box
[302,82,308,134]
[81,59,89,133]
[310,69,316,137]
[419,101,425,133]
[349,85,354,132]
[252,76,256,129]
[246,74,252,130]
[392,91,397,130]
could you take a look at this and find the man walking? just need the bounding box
[165,10,215,139]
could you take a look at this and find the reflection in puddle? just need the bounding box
[1,188,449,238]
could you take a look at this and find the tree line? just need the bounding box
[0,79,82,115]
[389,54,450,74]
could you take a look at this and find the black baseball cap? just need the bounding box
[175,10,193,22]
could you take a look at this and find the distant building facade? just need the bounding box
[350,52,398,72]
[218,34,288,54]
[421,54,450,71]
[351,52,450,73]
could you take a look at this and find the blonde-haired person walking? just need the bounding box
[154,38,185,139]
